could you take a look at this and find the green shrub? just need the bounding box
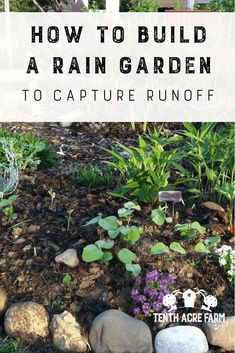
[207,0,234,11]
[0,127,57,170]
[129,0,159,11]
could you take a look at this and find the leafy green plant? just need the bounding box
[0,194,18,221]
[129,0,159,11]
[69,164,114,188]
[82,241,114,264]
[174,123,235,208]
[106,133,177,203]
[118,248,141,276]
[207,0,234,11]
[151,206,172,226]
[82,202,141,276]
[62,274,73,289]
[151,241,186,255]
[175,221,206,240]
[0,127,57,170]
[194,236,220,254]
[151,236,220,256]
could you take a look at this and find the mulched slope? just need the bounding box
[0,123,234,353]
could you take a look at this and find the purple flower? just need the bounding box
[133,307,141,315]
[142,303,151,315]
[131,270,176,318]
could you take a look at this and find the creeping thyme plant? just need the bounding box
[131,271,176,316]
[215,245,235,284]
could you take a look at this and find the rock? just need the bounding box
[154,326,208,353]
[4,301,49,343]
[0,287,8,318]
[89,309,153,353]
[51,311,87,352]
[55,249,79,268]
[203,316,235,351]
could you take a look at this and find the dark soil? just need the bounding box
[0,123,234,353]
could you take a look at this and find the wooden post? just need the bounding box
[106,0,119,12]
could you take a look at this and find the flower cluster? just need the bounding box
[215,245,235,284]
[131,270,176,316]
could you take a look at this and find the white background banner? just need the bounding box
[0,13,234,122]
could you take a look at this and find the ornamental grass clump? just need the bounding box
[131,270,176,316]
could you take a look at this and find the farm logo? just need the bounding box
[154,288,225,324]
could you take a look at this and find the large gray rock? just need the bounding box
[89,309,153,353]
[4,302,49,343]
[203,316,235,351]
[51,311,88,352]
[55,249,79,268]
[154,326,208,353]
[0,287,8,318]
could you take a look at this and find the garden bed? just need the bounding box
[0,122,234,353]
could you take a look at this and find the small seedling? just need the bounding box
[151,206,172,226]
[48,188,56,204]
[175,221,206,240]
[62,274,73,289]
[66,207,74,231]
[0,194,18,221]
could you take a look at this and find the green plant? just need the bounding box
[62,274,73,289]
[0,194,18,221]
[129,0,159,11]
[151,236,220,256]
[174,0,182,9]
[69,164,114,188]
[151,241,186,255]
[175,221,206,240]
[82,241,114,264]
[118,248,141,276]
[151,206,172,226]
[106,133,177,203]
[0,337,29,353]
[174,123,235,208]
[194,236,220,254]
[207,0,234,11]
[82,202,142,276]
[0,127,57,170]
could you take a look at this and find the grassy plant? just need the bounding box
[69,164,114,188]
[0,127,57,170]
[106,133,177,203]
[174,123,235,207]
[0,338,29,353]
